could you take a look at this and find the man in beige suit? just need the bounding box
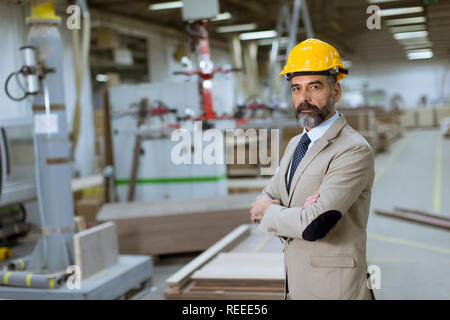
[250,39,375,300]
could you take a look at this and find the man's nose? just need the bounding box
[296,89,311,105]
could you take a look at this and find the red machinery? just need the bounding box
[175,21,239,120]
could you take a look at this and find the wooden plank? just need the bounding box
[227,178,270,194]
[96,194,257,255]
[166,224,250,288]
[191,253,284,281]
[97,193,258,220]
[73,222,119,280]
[394,207,450,222]
[375,209,450,230]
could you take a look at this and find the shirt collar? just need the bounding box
[303,110,340,143]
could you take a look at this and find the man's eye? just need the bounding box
[292,87,299,92]
[311,85,319,90]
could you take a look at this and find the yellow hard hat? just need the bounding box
[280,38,348,81]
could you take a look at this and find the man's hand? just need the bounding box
[303,191,320,208]
[250,195,280,223]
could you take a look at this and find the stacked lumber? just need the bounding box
[227,178,270,194]
[165,224,285,300]
[417,107,436,127]
[374,110,403,152]
[339,108,378,152]
[96,194,259,255]
[189,253,284,293]
[340,107,404,153]
[400,109,417,128]
[375,207,450,230]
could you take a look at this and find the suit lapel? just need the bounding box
[287,114,347,205]
[280,134,301,204]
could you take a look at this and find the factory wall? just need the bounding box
[342,58,450,109]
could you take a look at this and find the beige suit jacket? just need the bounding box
[259,114,375,300]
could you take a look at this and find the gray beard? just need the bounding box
[296,94,335,128]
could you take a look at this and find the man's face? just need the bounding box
[291,75,340,129]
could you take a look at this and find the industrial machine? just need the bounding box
[0,1,152,300]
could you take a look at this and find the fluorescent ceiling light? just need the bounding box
[368,0,404,3]
[380,6,423,17]
[407,49,433,60]
[389,25,426,33]
[386,16,426,26]
[216,23,257,33]
[393,30,428,40]
[239,30,277,41]
[149,1,183,11]
[211,12,232,21]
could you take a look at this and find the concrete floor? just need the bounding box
[141,128,450,300]
[367,128,450,299]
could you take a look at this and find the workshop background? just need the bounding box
[0,0,449,300]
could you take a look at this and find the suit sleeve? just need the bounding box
[258,144,374,240]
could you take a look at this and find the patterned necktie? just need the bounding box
[287,133,311,193]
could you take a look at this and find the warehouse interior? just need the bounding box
[0,0,449,300]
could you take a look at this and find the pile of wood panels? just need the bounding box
[400,105,450,129]
[227,178,271,194]
[165,224,285,299]
[339,107,379,151]
[96,194,259,255]
[340,107,403,153]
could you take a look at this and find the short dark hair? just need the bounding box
[327,75,337,89]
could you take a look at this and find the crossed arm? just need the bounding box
[250,144,373,241]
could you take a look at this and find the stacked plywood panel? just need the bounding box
[339,108,379,152]
[165,224,285,300]
[417,107,436,127]
[96,194,259,255]
[400,109,417,128]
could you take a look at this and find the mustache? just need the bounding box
[294,102,321,119]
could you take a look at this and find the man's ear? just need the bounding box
[334,82,342,103]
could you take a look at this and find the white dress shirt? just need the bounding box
[286,111,340,186]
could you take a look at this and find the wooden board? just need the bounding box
[164,224,285,300]
[166,224,250,288]
[191,253,284,282]
[417,108,436,127]
[227,178,270,194]
[97,194,258,255]
[400,109,417,128]
[73,222,119,280]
